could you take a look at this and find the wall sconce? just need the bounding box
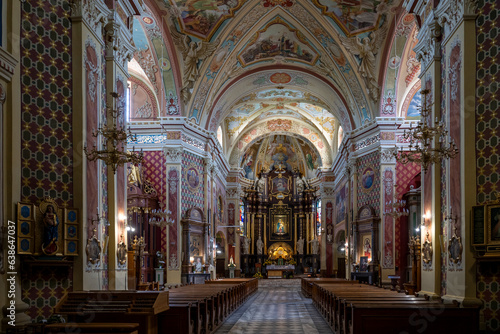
[417,212,431,232]
[120,213,135,232]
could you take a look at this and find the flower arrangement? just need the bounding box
[253,272,263,279]
[263,259,273,266]
[288,258,296,265]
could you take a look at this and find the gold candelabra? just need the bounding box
[384,198,409,219]
[394,89,458,171]
[84,92,143,173]
[149,208,174,228]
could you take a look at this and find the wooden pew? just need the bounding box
[310,281,480,334]
[348,303,480,334]
[160,279,256,334]
[44,323,139,334]
[53,291,169,334]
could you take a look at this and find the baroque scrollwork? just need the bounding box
[380,147,397,163]
[163,147,183,163]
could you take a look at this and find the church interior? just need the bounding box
[0,0,499,333]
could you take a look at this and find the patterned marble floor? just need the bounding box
[215,280,332,334]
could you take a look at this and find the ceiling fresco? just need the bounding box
[128,0,417,172]
[240,134,322,180]
[311,0,389,37]
[167,0,246,41]
[228,116,333,168]
[238,16,319,67]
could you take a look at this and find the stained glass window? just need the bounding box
[316,200,322,236]
[239,199,245,236]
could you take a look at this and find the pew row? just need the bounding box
[307,279,480,334]
[159,278,257,334]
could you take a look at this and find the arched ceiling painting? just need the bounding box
[134,0,409,171]
[240,134,322,180]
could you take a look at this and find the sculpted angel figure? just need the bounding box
[170,24,220,97]
[340,24,388,101]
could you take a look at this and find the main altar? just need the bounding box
[241,163,320,277]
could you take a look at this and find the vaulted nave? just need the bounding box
[0,0,499,333]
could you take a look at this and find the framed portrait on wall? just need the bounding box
[488,205,500,244]
[359,256,369,272]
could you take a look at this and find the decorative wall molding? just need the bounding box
[104,17,135,73]
[436,0,478,40]
[71,0,111,43]
[0,47,17,82]
[320,185,335,197]
[380,147,397,163]
[354,134,380,151]
[163,147,183,163]
[414,19,442,74]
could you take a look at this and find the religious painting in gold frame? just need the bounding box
[487,204,500,244]
[272,215,288,235]
[269,204,291,241]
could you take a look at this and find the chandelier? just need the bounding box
[149,208,174,228]
[148,124,174,228]
[84,92,143,173]
[394,89,458,171]
[384,198,409,219]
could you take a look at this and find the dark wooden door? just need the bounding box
[216,258,226,278]
[337,257,346,279]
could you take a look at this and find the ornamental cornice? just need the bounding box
[414,18,442,75]
[104,14,135,74]
[435,0,478,43]
[71,0,111,44]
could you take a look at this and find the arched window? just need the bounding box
[217,126,223,147]
[239,199,245,236]
[316,200,322,236]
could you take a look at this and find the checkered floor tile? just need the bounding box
[215,284,332,333]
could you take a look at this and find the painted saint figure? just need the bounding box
[42,205,59,255]
[277,219,285,234]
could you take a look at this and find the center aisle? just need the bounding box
[214,279,332,334]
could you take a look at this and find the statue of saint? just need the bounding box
[194,257,203,273]
[156,251,165,269]
[242,236,251,254]
[296,237,304,255]
[309,237,320,255]
[256,237,264,255]
[42,205,59,255]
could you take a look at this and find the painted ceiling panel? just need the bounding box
[240,133,322,180]
[167,0,246,41]
[238,16,319,67]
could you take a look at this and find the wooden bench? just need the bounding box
[349,303,480,334]
[309,280,480,334]
[44,323,139,334]
[159,278,257,334]
[53,291,169,334]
